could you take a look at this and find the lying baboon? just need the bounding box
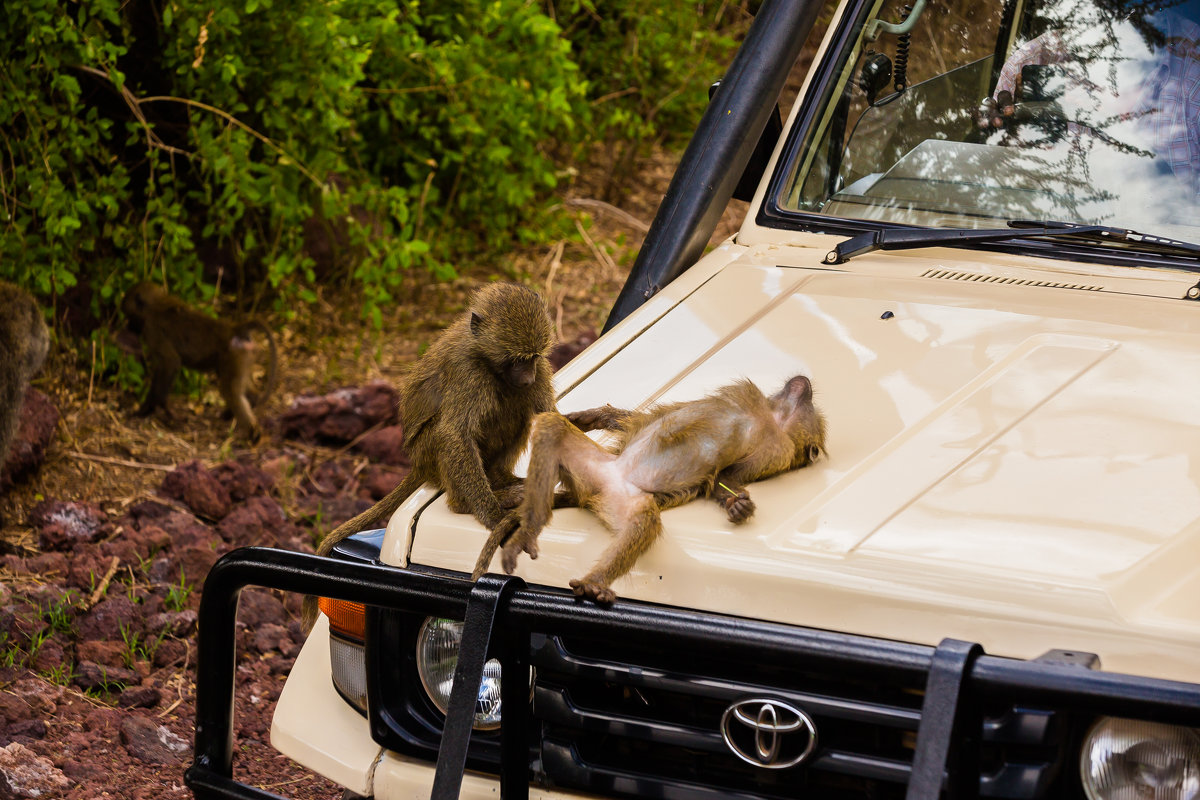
[0,282,50,477]
[301,282,556,632]
[475,375,827,603]
[121,282,277,438]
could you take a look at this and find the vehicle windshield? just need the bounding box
[779,0,1200,242]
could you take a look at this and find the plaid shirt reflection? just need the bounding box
[997,16,1200,197]
[1139,13,1200,196]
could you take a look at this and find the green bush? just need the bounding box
[0,0,747,329]
[553,0,749,197]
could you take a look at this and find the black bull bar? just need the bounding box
[185,546,1200,800]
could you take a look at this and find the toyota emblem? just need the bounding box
[719,698,817,769]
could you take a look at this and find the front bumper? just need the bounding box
[185,547,1200,800]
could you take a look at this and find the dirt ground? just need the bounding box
[0,141,752,800]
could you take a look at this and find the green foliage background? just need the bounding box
[0,0,748,328]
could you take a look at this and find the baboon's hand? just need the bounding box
[569,578,616,605]
[500,541,521,573]
[473,513,520,580]
[500,531,537,573]
[494,482,525,510]
[724,489,755,524]
[486,512,524,573]
[566,405,624,432]
[499,520,541,574]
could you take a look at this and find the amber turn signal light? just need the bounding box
[317,597,366,641]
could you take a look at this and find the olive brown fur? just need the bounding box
[121,282,278,440]
[301,282,556,632]
[474,375,827,604]
[0,282,50,483]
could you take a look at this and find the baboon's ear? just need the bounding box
[808,444,822,463]
[470,312,484,336]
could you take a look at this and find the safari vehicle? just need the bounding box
[187,0,1200,797]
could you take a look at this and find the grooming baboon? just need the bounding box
[121,282,278,438]
[0,282,50,478]
[301,282,556,632]
[474,375,827,604]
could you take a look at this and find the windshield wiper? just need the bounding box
[823,219,1200,265]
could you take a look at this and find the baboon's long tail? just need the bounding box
[300,470,426,633]
[243,320,278,409]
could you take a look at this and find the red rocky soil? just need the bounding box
[0,316,609,800]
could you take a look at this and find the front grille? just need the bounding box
[529,633,1070,800]
[366,606,1076,799]
[190,545,1200,800]
[358,567,1093,799]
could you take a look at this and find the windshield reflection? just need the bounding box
[785,0,1200,240]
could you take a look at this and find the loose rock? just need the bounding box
[167,544,225,587]
[217,496,293,548]
[76,596,141,642]
[146,556,172,584]
[304,459,354,496]
[60,759,105,783]
[0,390,59,490]
[73,660,139,691]
[258,450,308,487]
[159,460,232,520]
[1,607,45,649]
[278,382,399,444]
[77,641,129,669]
[152,509,221,551]
[21,553,67,579]
[359,464,408,501]
[251,623,291,655]
[123,524,173,562]
[82,706,120,733]
[238,590,287,629]
[67,550,117,592]
[119,715,189,765]
[29,639,66,675]
[212,460,274,501]
[9,681,60,717]
[117,686,162,710]
[353,425,410,467]
[3,720,46,743]
[152,638,191,669]
[0,741,71,798]
[145,610,197,638]
[0,696,32,726]
[296,495,372,532]
[29,501,109,552]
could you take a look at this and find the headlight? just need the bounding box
[416,617,527,731]
[1081,717,1200,800]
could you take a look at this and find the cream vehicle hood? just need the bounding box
[402,239,1200,684]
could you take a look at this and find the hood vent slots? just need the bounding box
[921,269,1104,292]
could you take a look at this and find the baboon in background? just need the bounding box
[475,375,827,604]
[0,282,50,478]
[301,282,556,632]
[121,282,278,439]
